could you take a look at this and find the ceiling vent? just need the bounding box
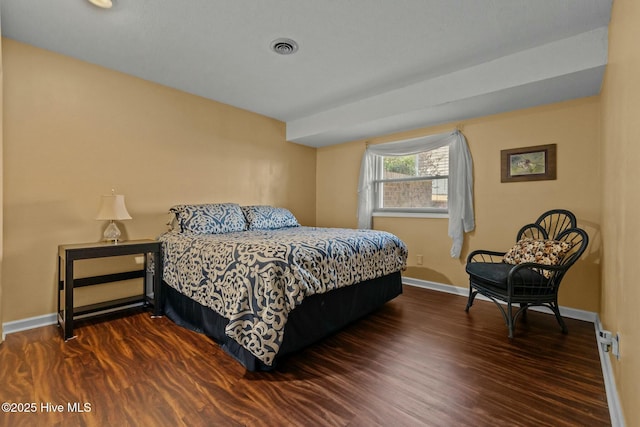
[270,38,299,55]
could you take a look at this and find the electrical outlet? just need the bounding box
[416,254,423,265]
[613,333,620,360]
[598,329,621,360]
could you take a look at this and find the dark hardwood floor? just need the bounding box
[0,285,610,427]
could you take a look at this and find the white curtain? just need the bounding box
[357,130,474,258]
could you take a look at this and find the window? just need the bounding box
[357,130,473,258]
[374,145,449,213]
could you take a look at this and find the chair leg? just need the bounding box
[491,298,516,338]
[465,287,478,312]
[466,287,517,338]
[550,302,568,334]
[507,302,514,339]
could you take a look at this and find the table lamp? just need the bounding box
[96,190,132,243]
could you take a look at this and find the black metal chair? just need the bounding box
[465,210,588,338]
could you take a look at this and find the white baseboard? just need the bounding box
[402,276,624,427]
[2,313,58,341]
[594,315,626,427]
[1,302,145,342]
[402,277,597,322]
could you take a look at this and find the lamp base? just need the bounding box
[103,221,122,243]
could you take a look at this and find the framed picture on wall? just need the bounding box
[501,144,557,182]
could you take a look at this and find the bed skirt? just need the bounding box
[162,271,403,371]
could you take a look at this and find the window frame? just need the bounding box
[372,149,450,216]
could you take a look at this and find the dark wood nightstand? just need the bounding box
[57,239,162,340]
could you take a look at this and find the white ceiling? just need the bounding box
[1,0,612,147]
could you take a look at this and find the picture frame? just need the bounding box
[501,144,557,183]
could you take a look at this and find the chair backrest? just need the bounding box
[556,227,589,269]
[542,227,589,286]
[535,209,577,240]
[517,209,577,241]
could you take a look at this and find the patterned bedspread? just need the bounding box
[159,226,408,366]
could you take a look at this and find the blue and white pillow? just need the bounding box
[170,203,247,234]
[242,205,300,230]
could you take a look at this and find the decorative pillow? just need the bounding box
[170,203,247,234]
[503,238,573,278]
[241,205,300,230]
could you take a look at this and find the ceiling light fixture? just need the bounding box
[270,38,299,55]
[88,0,113,9]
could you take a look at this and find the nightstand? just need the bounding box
[57,239,162,340]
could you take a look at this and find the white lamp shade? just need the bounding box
[96,194,132,221]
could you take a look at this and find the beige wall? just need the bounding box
[600,0,640,424]
[1,39,316,322]
[317,97,602,312]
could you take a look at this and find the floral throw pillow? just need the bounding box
[241,205,300,230]
[170,203,247,234]
[503,238,573,278]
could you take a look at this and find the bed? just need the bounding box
[158,203,408,371]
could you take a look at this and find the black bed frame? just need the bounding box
[161,271,403,371]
